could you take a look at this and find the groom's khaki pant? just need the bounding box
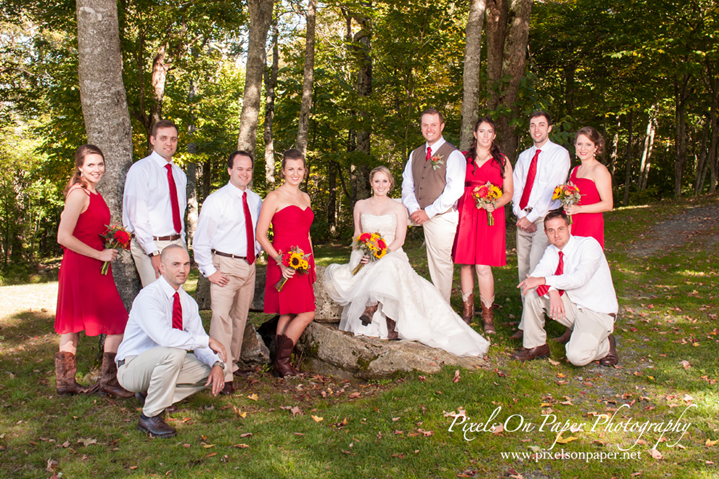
[516,217,549,330]
[117,348,220,417]
[521,291,614,366]
[422,210,458,303]
[131,237,186,287]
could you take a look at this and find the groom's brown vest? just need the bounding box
[410,141,458,210]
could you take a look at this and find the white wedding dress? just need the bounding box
[323,214,490,357]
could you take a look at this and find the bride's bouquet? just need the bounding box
[472,182,502,226]
[351,232,388,275]
[552,182,582,225]
[99,224,132,275]
[275,246,311,292]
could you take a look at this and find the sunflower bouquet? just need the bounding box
[351,232,388,275]
[552,182,582,225]
[472,181,503,226]
[99,224,132,275]
[275,246,311,292]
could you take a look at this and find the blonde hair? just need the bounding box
[369,166,394,191]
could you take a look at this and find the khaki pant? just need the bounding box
[130,237,186,287]
[516,217,549,330]
[208,254,256,382]
[521,291,614,366]
[422,210,459,303]
[117,348,223,417]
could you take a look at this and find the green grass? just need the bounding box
[1,195,718,478]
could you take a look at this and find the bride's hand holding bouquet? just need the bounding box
[351,232,389,275]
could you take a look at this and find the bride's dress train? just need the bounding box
[323,214,490,357]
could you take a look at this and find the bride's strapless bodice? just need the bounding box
[361,214,397,246]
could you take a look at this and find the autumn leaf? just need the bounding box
[492,424,504,435]
[232,444,250,449]
[548,359,561,366]
[202,444,216,449]
[560,397,574,406]
[452,370,461,383]
[680,360,691,369]
[206,452,217,458]
[648,448,663,460]
[290,406,302,416]
[555,432,578,444]
[706,439,718,447]
[311,415,324,422]
[46,459,59,473]
[348,392,361,399]
[77,438,97,447]
[247,393,258,401]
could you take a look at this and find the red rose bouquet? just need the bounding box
[99,224,132,275]
[351,232,388,275]
[275,246,311,292]
[472,182,503,226]
[552,182,582,225]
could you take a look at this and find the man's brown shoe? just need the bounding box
[220,381,235,395]
[512,344,550,361]
[552,328,573,344]
[598,335,619,367]
[511,329,524,340]
[138,415,177,438]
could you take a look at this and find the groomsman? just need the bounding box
[402,108,466,303]
[123,120,187,287]
[193,151,262,395]
[511,111,570,339]
[513,210,618,367]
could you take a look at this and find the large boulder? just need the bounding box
[295,322,487,380]
[239,322,270,365]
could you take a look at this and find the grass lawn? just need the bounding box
[0,194,718,478]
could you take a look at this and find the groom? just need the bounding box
[402,108,466,303]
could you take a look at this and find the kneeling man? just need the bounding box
[513,210,618,366]
[116,244,227,438]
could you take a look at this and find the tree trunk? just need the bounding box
[202,158,212,201]
[485,0,507,112]
[76,0,140,310]
[706,60,719,193]
[609,123,619,178]
[460,0,487,151]
[186,78,199,246]
[328,161,338,236]
[296,0,317,157]
[693,118,710,195]
[564,62,576,116]
[237,0,274,157]
[673,73,691,197]
[622,110,634,207]
[263,13,279,188]
[639,115,656,191]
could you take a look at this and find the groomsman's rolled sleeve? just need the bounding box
[424,150,466,219]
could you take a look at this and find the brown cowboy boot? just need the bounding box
[99,352,134,398]
[481,303,496,335]
[386,316,399,340]
[552,327,573,344]
[461,292,474,325]
[273,334,299,377]
[360,303,379,326]
[55,352,89,395]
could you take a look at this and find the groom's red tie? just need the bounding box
[426,146,432,161]
[536,251,564,297]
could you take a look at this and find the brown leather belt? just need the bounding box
[117,359,125,367]
[212,249,247,260]
[131,233,182,241]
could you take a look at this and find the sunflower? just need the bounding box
[374,248,387,259]
[299,260,309,270]
[289,253,303,268]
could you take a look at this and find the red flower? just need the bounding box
[114,230,131,247]
[477,188,489,198]
[377,239,387,249]
[358,233,371,242]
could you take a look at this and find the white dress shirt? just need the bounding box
[193,182,263,277]
[531,235,618,315]
[116,276,221,367]
[512,139,570,223]
[401,137,467,219]
[123,150,187,255]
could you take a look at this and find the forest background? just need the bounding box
[1,0,718,289]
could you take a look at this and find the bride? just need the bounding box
[323,166,490,357]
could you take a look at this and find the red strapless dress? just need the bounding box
[569,168,605,248]
[55,189,128,335]
[452,157,506,266]
[264,205,316,314]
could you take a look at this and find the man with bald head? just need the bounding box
[116,245,228,438]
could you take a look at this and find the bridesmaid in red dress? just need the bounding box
[257,149,316,377]
[452,117,514,334]
[564,126,613,249]
[553,127,613,344]
[55,145,132,398]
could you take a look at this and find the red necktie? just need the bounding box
[165,163,181,234]
[519,149,541,210]
[242,192,255,265]
[172,292,183,330]
[426,146,432,161]
[537,251,564,297]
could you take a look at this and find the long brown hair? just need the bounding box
[466,116,506,178]
[64,144,105,196]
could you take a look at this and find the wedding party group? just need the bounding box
[52,108,619,439]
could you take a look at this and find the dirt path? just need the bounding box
[0,282,58,320]
[629,202,719,257]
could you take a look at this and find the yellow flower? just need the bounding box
[299,260,309,270]
[289,253,302,269]
[374,248,387,259]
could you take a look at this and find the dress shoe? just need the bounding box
[512,344,550,361]
[510,329,524,340]
[136,392,147,405]
[220,381,235,395]
[598,334,619,366]
[137,414,177,438]
[233,368,255,377]
[552,328,572,344]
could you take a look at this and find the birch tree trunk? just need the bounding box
[460,0,487,151]
[237,0,274,157]
[639,114,656,191]
[263,14,279,187]
[76,0,140,309]
[296,0,317,157]
[673,73,691,197]
[693,119,710,195]
[622,110,634,207]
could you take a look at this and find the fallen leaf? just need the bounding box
[240,433,253,438]
[290,406,302,416]
[206,452,217,458]
[232,444,250,449]
[247,393,258,401]
[648,448,663,460]
[555,433,578,444]
[492,424,504,435]
[392,417,401,422]
[680,360,691,369]
[311,415,324,422]
[46,459,59,473]
[391,453,405,459]
[548,359,561,366]
[452,370,461,383]
[77,438,97,447]
[348,392,361,399]
[706,439,718,447]
[394,430,404,435]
